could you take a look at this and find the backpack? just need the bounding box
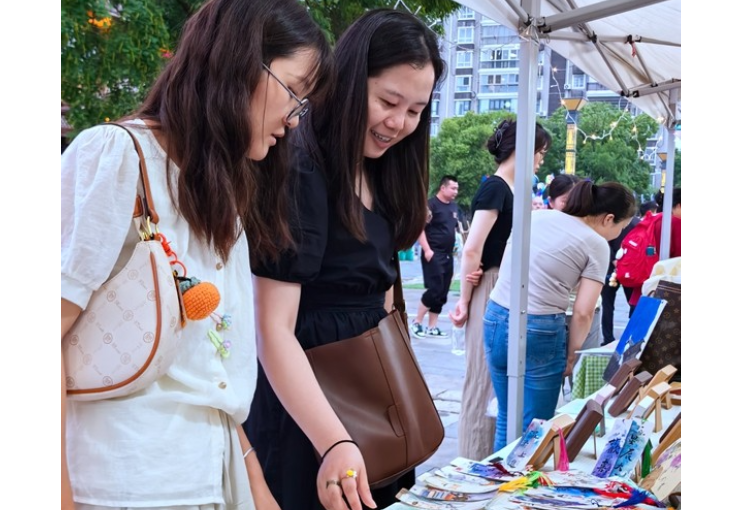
[615,211,662,288]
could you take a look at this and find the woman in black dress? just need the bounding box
[243,9,444,510]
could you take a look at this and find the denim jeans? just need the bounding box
[483,300,567,452]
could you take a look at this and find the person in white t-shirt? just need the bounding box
[60,1,333,509]
[484,180,636,451]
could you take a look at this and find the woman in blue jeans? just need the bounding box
[484,180,636,451]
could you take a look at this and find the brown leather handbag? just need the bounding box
[305,259,444,488]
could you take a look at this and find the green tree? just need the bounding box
[304,0,459,42]
[62,0,202,132]
[62,0,459,134]
[541,102,660,196]
[429,111,513,211]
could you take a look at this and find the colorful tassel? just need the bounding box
[555,425,570,471]
[498,471,552,493]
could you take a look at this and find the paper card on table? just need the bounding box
[640,438,681,500]
[416,470,500,494]
[591,418,632,478]
[449,457,519,481]
[542,470,615,490]
[610,418,654,477]
[603,296,667,383]
[408,484,495,502]
[510,486,625,509]
[396,488,488,509]
[434,466,506,487]
[504,418,554,469]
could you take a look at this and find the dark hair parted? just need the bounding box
[547,174,581,201]
[486,119,552,165]
[563,181,637,223]
[309,9,446,251]
[135,0,333,263]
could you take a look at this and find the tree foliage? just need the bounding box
[62,0,459,134]
[541,102,661,196]
[304,0,459,42]
[429,111,514,211]
[61,0,203,132]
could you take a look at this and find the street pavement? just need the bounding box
[398,258,632,474]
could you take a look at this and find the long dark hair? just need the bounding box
[564,181,636,223]
[136,0,333,262]
[486,119,551,164]
[308,9,446,250]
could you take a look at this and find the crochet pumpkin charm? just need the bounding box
[179,277,221,320]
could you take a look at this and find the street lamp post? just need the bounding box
[658,152,668,194]
[560,97,586,174]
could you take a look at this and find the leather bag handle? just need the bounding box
[392,255,405,314]
[106,122,160,224]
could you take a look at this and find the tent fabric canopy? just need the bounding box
[458,0,681,125]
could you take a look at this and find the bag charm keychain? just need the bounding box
[159,232,232,358]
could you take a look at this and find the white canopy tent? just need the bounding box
[454,0,681,445]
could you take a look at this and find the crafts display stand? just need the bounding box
[564,399,604,462]
[628,381,671,432]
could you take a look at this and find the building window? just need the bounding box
[430,122,440,137]
[481,25,516,44]
[455,75,472,93]
[456,51,473,68]
[454,100,471,116]
[431,99,440,117]
[457,6,474,19]
[479,73,518,93]
[573,74,586,88]
[480,47,519,69]
[479,99,514,113]
[457,26,474,44]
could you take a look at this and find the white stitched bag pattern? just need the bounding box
[63,123,183,401]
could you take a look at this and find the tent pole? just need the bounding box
[539,0,667,32]
[506,0,541,448]
[658,89,679,260]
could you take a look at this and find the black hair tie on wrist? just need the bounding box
[320,439,359,464]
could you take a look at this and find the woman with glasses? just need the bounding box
[61,1,333,509]
[243,9,445,510]
[450,119,551,462]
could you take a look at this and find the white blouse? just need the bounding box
[61,120,256,507]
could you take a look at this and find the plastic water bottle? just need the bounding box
[451,325,465,356]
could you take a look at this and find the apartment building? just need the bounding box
[431,5,628,136]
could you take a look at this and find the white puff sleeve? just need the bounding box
[61,124,143,309]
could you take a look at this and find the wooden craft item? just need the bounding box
[609,358,642,395]
[639,364,677,400]
[563,399,604,462]
[653,413,681,463]
[526,414,576,470]
[628,381,670,431]
[608,371,653,417]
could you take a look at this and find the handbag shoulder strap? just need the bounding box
[393,255,405,313]
[106,122,160,224]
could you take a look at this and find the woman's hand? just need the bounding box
[449,300,469,327]
[316,441,375,510]
[466,267,483,287]
[563,357,575,377]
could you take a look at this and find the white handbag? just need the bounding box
[63,123,183,401]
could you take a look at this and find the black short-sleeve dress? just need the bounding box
[244,155,414,509]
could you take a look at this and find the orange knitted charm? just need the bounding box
[181,280,221,320]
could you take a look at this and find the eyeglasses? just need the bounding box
[262,64,309,122]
